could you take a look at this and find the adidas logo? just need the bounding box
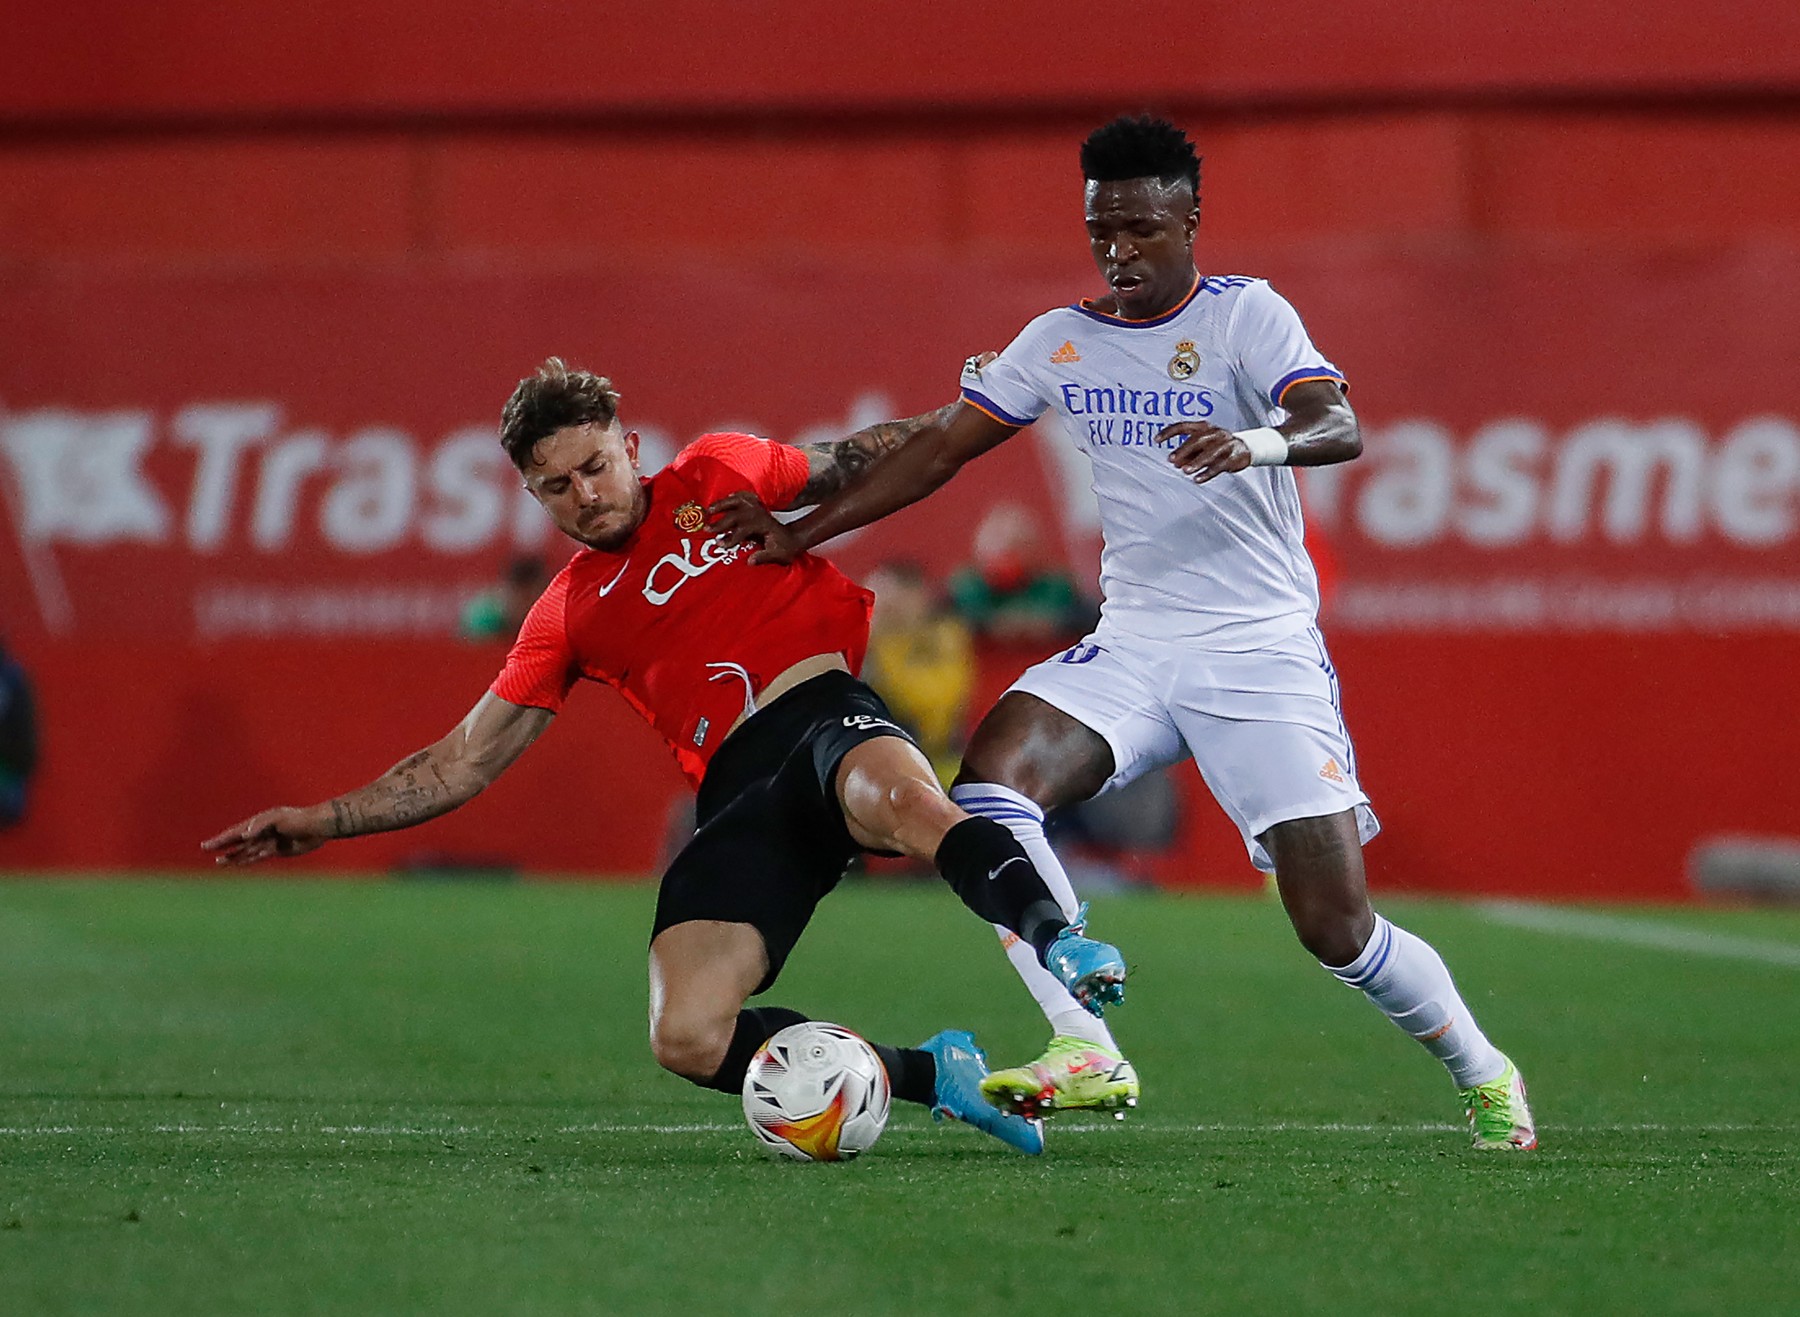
[1319,758,1346,784]
[1049,341,1082,364]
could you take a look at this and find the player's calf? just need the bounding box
[933,818,1066,953]
[934,821,1128,1012]
[841,740,1131,1014]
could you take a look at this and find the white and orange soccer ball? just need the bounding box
[741,1022,891,1161]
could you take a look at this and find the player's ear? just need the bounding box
[623,429,641,464]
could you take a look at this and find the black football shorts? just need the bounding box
[650,670,921,992]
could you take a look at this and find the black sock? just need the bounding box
[871,1045,937,1107]
[704,1010,937,1108]
[702,1006,810,1094]
[934,816,1069,964]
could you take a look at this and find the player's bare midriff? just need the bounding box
[724,652,850,739]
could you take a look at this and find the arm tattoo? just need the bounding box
[324,750,465,839]
[791,403,960,507]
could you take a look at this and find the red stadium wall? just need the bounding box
[5,627,1793,901]
[2,3,1797,898]
[3,254,1797,898]
[7,1,1800,119]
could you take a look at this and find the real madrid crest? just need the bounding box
[674,500,706,533]
[1168,340,1202,381]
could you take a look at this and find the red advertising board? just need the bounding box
[2,247,1797,896]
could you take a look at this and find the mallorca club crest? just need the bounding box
[1168,340,1202,381]
[673,500,706,533]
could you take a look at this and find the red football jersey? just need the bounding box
[490,432,874,785]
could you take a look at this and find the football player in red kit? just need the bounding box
[203,358,1127,1155]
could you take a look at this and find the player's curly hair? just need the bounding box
[499,357,622,469]
[1080,115,1201,194]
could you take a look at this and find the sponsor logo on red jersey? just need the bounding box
[642,535,748,606]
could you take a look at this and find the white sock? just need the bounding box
[1326,914,1507,1089]
[951,782,1117,1050]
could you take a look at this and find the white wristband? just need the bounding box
[1235,427,1288,466]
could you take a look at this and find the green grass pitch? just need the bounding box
[2,877,1797,1315]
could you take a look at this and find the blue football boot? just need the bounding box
[1042,902,1127,1017]
[919,1029,1045,1155]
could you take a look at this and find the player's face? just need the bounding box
[1083,178,1198,319]
[522,422,646,550]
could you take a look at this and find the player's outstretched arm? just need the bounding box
[782,402,964,509]
[711,401,1018,564]
[200,694,554,866]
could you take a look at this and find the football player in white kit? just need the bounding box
[712,115,1535,1150]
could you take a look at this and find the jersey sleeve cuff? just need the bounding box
[959,387,1037,429]
[488,677,568,714]
[1271,368,1348,408]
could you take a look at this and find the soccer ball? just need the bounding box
[742,1022,891,1161]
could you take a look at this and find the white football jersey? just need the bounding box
[962,275,1345,651]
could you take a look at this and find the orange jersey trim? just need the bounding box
[1274,373,1349,407]
[1076,274,1201,326]
[960,395,1026,428]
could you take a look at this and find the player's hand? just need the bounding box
[201,806,330,866]
[707,491,805,566]
[1161,421,1251,485]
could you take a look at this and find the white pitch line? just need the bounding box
[1,1121,1795,1137]
[1478,900,1800,969]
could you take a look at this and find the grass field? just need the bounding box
[2,877,1797,1315]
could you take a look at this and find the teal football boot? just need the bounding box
[1042,903,1127,1016]
[919,1029,1045,1155]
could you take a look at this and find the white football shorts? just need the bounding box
[1007,624,1379,873]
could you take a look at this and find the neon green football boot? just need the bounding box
[980,1035,1140,1120]
[1460,1056,1537,1151]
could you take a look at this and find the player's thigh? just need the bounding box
[958,693,1115,808]
[835,734,960,858]
[652,780,849,994]
[969,640,1183,807]
[647,920,768,1029]
[1171,634,1379,873]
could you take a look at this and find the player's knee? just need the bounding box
[883,774,945,825]
[649,1012,732,1082]
[957,731,1059,800]
[955,733,1012,785]
[1287,897,1375,968]
[957,705,1111,808]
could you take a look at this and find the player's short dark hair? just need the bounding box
[499,357,622,469]
[1080,115,1201,195]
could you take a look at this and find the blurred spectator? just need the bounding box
[461,555,551,642]
[0,637,38,828]
[1050,768,1181,892]
[862,560,975,789]
[949,502,1095,646]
